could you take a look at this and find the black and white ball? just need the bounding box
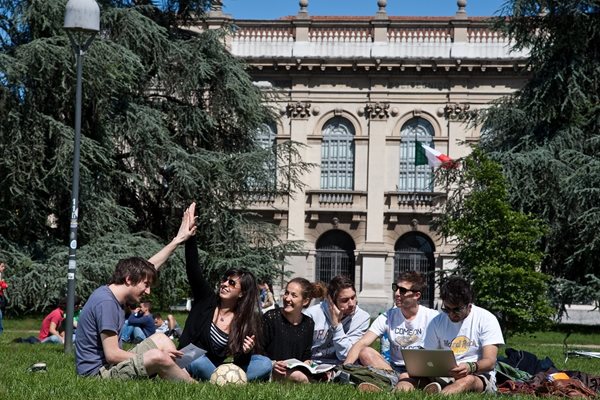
[209,363,248,386]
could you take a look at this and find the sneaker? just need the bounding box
[358,382,383,393]
[423,382,442,394]
[27,362,47,373]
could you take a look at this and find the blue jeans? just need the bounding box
[41,335,62,344]
[120,323,146,342]
[0,308,3,335]
[188,354,272,381]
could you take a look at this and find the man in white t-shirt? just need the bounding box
[420,276,504,395]
[345,271,438,391]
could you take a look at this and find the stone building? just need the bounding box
[199,0,529,313]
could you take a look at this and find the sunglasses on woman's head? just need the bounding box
[391,283,417,295]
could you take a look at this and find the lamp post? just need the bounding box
[63,0,99,353]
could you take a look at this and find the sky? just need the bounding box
[221,0,509,20]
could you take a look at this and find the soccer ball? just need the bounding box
[209,363,248,386]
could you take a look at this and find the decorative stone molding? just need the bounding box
[286,101,311,118]
[364,102,390,119]
[444,102,476,121]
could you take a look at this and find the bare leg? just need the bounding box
[442,375,483,394]
[395,372,418,392]
[144,333,196,383]
[166,315,176,330]
[358,347,393,370]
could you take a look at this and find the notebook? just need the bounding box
[400,349,457,377]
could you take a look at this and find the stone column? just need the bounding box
[358,102,391,313]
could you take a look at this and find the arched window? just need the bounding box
[315,230,356,284]
[321,117,355,190]
[253,122,277,189]
[399,117,435,192]
[393,233,435,307]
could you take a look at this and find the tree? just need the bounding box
[478,0,600,285]
[0,0,310,312]
[435,147,554,336]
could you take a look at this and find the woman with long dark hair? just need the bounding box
[178,203,271,381]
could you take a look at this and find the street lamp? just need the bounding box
[63,0,99,353]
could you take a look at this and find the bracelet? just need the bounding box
[467,362,478,374]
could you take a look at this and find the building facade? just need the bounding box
[199,0,529,314]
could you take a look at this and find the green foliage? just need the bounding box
[479,0,600,284]
[0,1,311,313]
[435,148,554,336]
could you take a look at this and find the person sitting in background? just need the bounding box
[0,262,8,336]
[259,280,276,313]
[154,313,182,339]
[39,297,67,344]
[120,301,156,343]
[303,275,370,365]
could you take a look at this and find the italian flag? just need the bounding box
[415,142,455,168]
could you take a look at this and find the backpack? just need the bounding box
[335,364,398,391]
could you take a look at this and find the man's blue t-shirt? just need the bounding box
[75,286,124,376]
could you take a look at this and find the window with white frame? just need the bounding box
[398,117,435,192]
[253,122,277,190]
[321,117,355,190]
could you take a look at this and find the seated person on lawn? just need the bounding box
[74,205,197,382]
[119,301,156,343]
[154,313,182,339]
[304,275,370,365]
[417,276,504,395]
[345,271,438,391]
[38,297,67,344]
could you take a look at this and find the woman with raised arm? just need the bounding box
[261,278,318,383]
[178,203,271,381]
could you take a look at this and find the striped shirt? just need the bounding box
[210,322,229,357]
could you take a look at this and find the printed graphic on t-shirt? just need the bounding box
[393,327,423,347]
[447,335,476,355]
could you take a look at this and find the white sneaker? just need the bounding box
[423,382,442,394]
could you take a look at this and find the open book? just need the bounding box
[285,358,336,375]
[175,343,207,369]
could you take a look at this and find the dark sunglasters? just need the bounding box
[221,277,239,288]
[391,283,417,295]
[441,304,469,314]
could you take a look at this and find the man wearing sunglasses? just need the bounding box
[344,271,438,391]
[420,276,504,395]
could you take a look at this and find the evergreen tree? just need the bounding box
[478,0,600,284]
[435,148,554,336]
[0,0,310,312]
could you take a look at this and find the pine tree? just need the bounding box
[435,148,554,336]
[479,0,600,284]
[0,0,310,312]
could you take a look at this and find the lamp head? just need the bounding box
[64,0,100,33]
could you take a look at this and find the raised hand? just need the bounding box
[327,296,342,328]
[173,202,197,245]
[242,335,256,354]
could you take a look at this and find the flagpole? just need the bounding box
[413,131,418,209]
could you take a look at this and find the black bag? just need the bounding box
[0,295,6,312]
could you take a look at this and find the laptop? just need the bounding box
[400,349,457,377]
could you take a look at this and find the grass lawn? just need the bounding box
[1,315,599,400]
